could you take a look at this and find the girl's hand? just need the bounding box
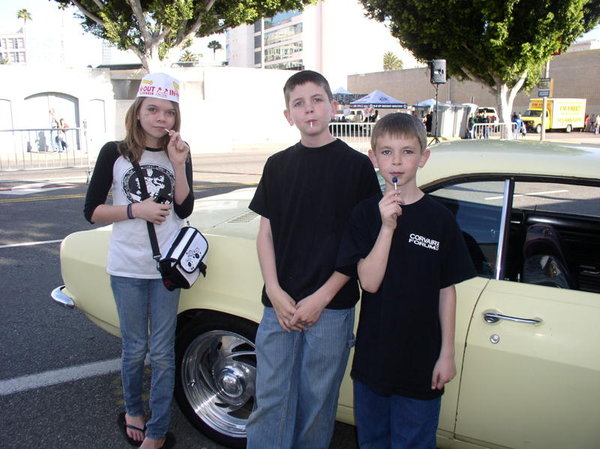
[379,189,402,230]
[133,197,171,225]
[165,130,189,166]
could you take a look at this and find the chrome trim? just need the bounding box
[51,285,75,309]
[495,179,514,280]
[484,312,542,325]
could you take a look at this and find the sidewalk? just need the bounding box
[1,133,598,185]
[0,149,278,186]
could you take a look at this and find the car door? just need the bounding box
[426,180,502,437]
[452,179,600,449]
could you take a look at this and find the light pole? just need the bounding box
[429,59,447,145]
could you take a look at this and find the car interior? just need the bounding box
[428,179,600,294]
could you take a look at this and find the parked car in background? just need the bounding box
[475,106,498,122]
[52,140,600,449]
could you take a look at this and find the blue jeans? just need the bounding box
[111,276,180,440]
[246,306,355,449]
[354,380,441,449]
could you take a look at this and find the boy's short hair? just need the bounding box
[370,113,427,153]
[283,70,334,107]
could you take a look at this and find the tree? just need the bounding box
[208,40,223,59]
[17,8,32,28]
[51,0,316,72]
[383,51,403,70]
[360,0,600,124]
[179,50,200,64]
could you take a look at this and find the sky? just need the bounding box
[0,0,226,67]
[1,0,599,68]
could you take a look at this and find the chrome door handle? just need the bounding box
[483,312,542,325]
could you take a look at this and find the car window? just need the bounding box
[510,181,600,293]
[512,181,600,218]
[429,181,505,278]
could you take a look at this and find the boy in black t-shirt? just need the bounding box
[337,113,476,449]
[245,71,380,449]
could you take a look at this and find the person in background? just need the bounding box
[512,113,523,139]
[519,113,527,137]
[56,118,68,151]
[467,114,475,139]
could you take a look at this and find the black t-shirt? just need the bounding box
[336,193,476,399]
[249,139,380,309]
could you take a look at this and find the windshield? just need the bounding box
[523,109,542,117]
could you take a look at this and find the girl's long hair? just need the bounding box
[118,97,181,163]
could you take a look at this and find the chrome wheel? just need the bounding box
[178,325,256,444]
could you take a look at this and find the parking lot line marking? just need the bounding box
[485,189,568,201]
[0,239,63,249]
[0,183,255,203]
[0,358,121,396]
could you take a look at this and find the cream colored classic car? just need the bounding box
[52,140,600,449]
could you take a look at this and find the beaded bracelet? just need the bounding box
[126,203,135,220]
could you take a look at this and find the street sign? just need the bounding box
[538,78,551,89]
[537,77,553,97]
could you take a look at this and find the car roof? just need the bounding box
[418,140,600,187]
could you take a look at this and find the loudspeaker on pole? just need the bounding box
[430,59,446,84]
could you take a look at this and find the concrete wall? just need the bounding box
[0,65,117,154]
[2,48,596,161]
[0,65,300,159]
[348,49,600,115]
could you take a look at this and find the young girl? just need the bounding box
[84,72,194,449]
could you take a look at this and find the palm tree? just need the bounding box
[17,9,32,29]
[207,40,223,60]
[383,51,403,71]
[179,50,200,64]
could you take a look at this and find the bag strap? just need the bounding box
[132,162,162,262]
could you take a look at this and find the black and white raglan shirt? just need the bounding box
[84,141,194,279]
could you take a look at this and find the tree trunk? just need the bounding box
[138,43,168,73]
[493,72,528,138]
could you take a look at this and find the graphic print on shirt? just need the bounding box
[408,233,440,251]
[123,164,175,203]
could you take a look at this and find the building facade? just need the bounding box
[0,30,26,64]
[348,47,600,115]
[226,0,421,90]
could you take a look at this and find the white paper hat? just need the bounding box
[137,72,180,103]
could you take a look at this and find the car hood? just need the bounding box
[188,187,259,239]
[89,187,259,240]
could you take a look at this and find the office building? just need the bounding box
[0,29,26,64]
[226,0,420,89]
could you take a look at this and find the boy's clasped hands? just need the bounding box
[268,286,327,332]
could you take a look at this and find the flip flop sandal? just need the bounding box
[117,411,146,447]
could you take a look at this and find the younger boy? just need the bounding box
[246,70,380,449]
[336,113,476,449]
